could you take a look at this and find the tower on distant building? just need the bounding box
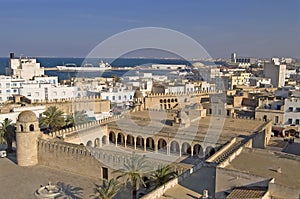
[231,52,237,63]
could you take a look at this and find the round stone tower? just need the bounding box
[16,110,41,166]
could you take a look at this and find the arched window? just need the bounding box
[20,124,24,132]
[29,124,34,131]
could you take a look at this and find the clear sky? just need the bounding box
[0,0,299,58]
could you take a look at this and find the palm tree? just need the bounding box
[92,178,121,199]
[150,164,177,188]
[66,111,89,127]
[0,118,15,153]
[40,106,65,132]
[114,153,150,199]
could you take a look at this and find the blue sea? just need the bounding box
[0,57,224,81]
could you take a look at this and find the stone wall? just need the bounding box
[37,139,111,179]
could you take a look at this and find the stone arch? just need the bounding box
[102,135,107,144]
[29,124,34,131]
[193,144,204,157]
[170,140,180,154]
[181,142,191,156]
[164,99,166,103]
[136,136,144,149]
[94,138,100,148]
[86,140,92,147]
[158,138,167,153]
[146,137,155,151]
[109,131,116,144]
[126,134,135,148]
[117,132,125,146]
[205,146,215,158]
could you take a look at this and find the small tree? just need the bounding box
[114,153,150,199]
[92,178,121,199]
[0,118,15,153]
[40,106,65,132]
[150,164,177,188]
[66,111,88,127]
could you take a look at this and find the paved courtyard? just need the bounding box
[0,152,148,199]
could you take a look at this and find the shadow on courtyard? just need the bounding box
[57,182,84,199]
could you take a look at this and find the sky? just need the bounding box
[0,0,299,58]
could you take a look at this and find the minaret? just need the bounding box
[16,110,41,166]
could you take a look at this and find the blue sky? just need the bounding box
[0,0,299,58]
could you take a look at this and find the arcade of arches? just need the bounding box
[85,131,215,158]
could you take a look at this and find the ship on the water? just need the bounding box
[56,60,112,72]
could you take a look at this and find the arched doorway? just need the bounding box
[102,135,107,145]
[146,137,155,151]
[205,146,215,158]
[170,140,180,155]
[181,142,191,156]
[158,138,167,153]
[126,134,135,148]
[136,136,144,150]
[86,140,92,147]
[117,133,125,146]
[109,131,116,144]
[193,144,204,157]
[94,138,100,148]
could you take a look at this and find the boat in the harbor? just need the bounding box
[56,60,112,72]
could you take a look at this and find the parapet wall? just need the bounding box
[37,139,107,179]
[48,115,121,138]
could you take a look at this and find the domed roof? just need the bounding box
[134,89,143,98]
[193,62,205,68]
[17,110,38,123]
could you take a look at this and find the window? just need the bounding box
[6,83,10,88]
[118,96,121,100]
[296,108,300,112]
[288,107,293,112]
[130,95,132,100]
[288,118,293,124]
[112,96,115,101]
[296,119,300,125]
[274,116,279,124]
[6,89,10,93]
[105,96,109,100]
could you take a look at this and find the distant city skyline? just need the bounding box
[0,0,299,58]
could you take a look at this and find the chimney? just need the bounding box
[10,52,15,59]
[202,189,209,199]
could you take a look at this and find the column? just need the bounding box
[134,137,137,150]
[179,145,182,157]
[124,136,127,148]
[191,146,194,157]
[167,143,170,156]
[144,139,147,152]
[154,140,158,153]
[115,134,118,147]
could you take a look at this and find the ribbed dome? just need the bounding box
[17,110,38,123]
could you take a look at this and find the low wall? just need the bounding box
[206,138,236,163]
[269,182,300,199]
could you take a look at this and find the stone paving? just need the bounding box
[0,152,155,199]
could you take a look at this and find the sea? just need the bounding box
[0,57,224,82]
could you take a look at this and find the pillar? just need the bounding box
[179,145,182,157]
[134,137,137,150]
[167,143,170,156]
[155,141,158,153]
[124,136,127,148]
[144,139,147,152]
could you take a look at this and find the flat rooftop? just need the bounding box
[108,111,267,146]
[226,148,300,190]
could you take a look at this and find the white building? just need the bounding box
[249,77,271,87]
[100,86,134,104]
[283,97,300,126]
[151,64,186,70]
[264,59,286,88]
[19,84,77,102]
[6,53,45,80]
[0,76,25,102]
[0,105,45,123]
